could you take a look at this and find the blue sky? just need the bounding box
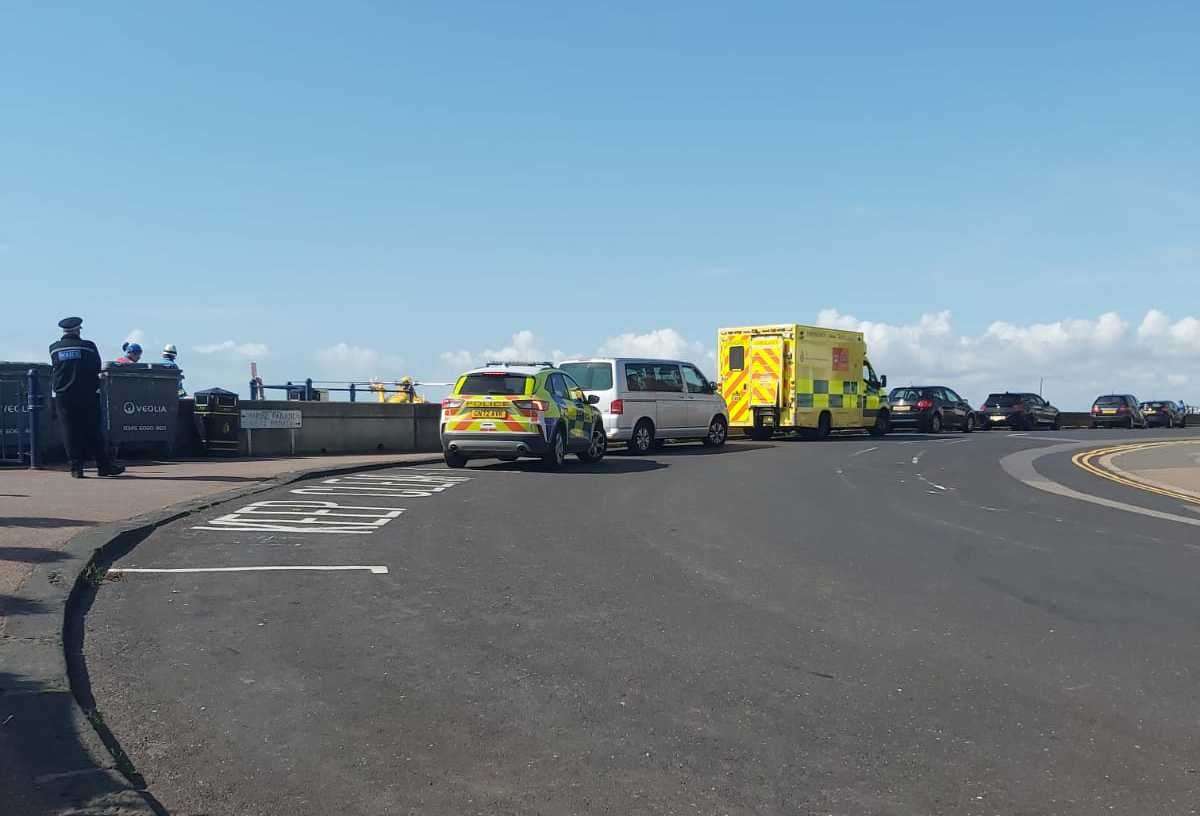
[2,2,1198,407]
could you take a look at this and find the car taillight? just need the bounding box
[1116,405,1129,414]
[511,399,548,417]
[441,398,463,411]
[610,399,624,415]
[1091,405,1101,414]
[915,399,934,410]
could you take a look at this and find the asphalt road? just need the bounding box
[86,428,1200,816]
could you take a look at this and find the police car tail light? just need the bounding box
[511,399,547,417]
[441,398,464,413]
[610,399,624,415]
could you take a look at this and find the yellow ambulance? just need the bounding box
[717,324,890,440]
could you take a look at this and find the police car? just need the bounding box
[440,362,607,469]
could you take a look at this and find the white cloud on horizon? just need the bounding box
[437,311,1200,409]
[313,342,404,381]
[193,340,270,358]
[816,308,1200,407]
[125,328,146,346]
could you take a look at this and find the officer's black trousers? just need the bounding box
[57,392,112,470]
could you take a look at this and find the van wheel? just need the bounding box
[816,412,832,440]
[577,423,608,463]
[702,416,728,447]
[444,450,468,469]
[629,420,655,455]
[541,427,567,469]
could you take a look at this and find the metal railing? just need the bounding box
[248,379,450,403]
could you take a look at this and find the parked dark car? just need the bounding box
[1090,394,1147,429]
[980,392,1060,430]
[1139,400,1186,428]
[888,385,976,433]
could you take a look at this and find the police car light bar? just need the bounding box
[483,361,554,368]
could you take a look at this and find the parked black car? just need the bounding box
[1090,394,1147,429]
[980,392,1061,430]
[888,385,976,433]
[1139,400,1187,428]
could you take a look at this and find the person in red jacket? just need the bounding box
[114,342,143,365]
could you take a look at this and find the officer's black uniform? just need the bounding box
[49,317,122,477]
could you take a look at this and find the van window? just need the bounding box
[625,362,684,393]
[560,362,613,391]
[681,364,710,394]
[728,346,745,371]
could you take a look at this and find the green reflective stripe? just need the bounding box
[813,380,829,394]
[829,394,844,408]
[796,393,814,408]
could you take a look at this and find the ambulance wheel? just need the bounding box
[869,412,889,437]
[629,420,655,454]
[444,450,468,469]
[577,423,608,463]
[816,412,832,440]
[702,416,728,447]
[749,426,774,441]
[541,427,567,470]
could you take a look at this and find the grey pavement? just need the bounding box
[79,428,1200,815]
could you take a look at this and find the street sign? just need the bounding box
[241,409,302,429]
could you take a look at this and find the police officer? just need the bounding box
[49,317,125,478]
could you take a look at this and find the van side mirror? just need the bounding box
[587,394,600,405]
[881,375,888,388]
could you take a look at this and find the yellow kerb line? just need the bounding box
[1071,441,1200,507]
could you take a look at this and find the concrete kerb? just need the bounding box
[5,454,442,815]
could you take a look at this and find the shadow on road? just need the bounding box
[0,517,99,529]
[0,546,73,564]
[471,458,669,475]
[113,474,265,483]
[0,594,49,617]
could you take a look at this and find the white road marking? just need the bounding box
[110,565,390,575]
[851,446,878,457]
[911,451,925,464]
[194,500,404,534]
[917,475,948,491]
[292,472,471,499]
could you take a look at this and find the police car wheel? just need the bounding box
[578,423,608,463]
[444,450,468,469]
[630,420,655,455]
[702,416,728,447]
[542,428,567,469]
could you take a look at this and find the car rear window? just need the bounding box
[458,373,531,396]
[1094,395,1124,407]
[889,388,928,402]
[560,363,614,391]
[1141,402,1166,409]
[985,394,1021,406]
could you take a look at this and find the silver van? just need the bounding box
[558,358,729,453]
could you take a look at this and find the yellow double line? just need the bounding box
[1072,441,1200,507]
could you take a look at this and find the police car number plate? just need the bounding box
[472,409,507,418]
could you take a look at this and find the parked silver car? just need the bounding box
[559,358,729,453]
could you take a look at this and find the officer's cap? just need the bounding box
[58,316,83,331]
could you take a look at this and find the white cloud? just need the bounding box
[597,328,706,361]
[193,340,270,358]
[440,331,565,371]
[815,308,1200,408]
[125,328,145,345]
[313,342,403,381]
